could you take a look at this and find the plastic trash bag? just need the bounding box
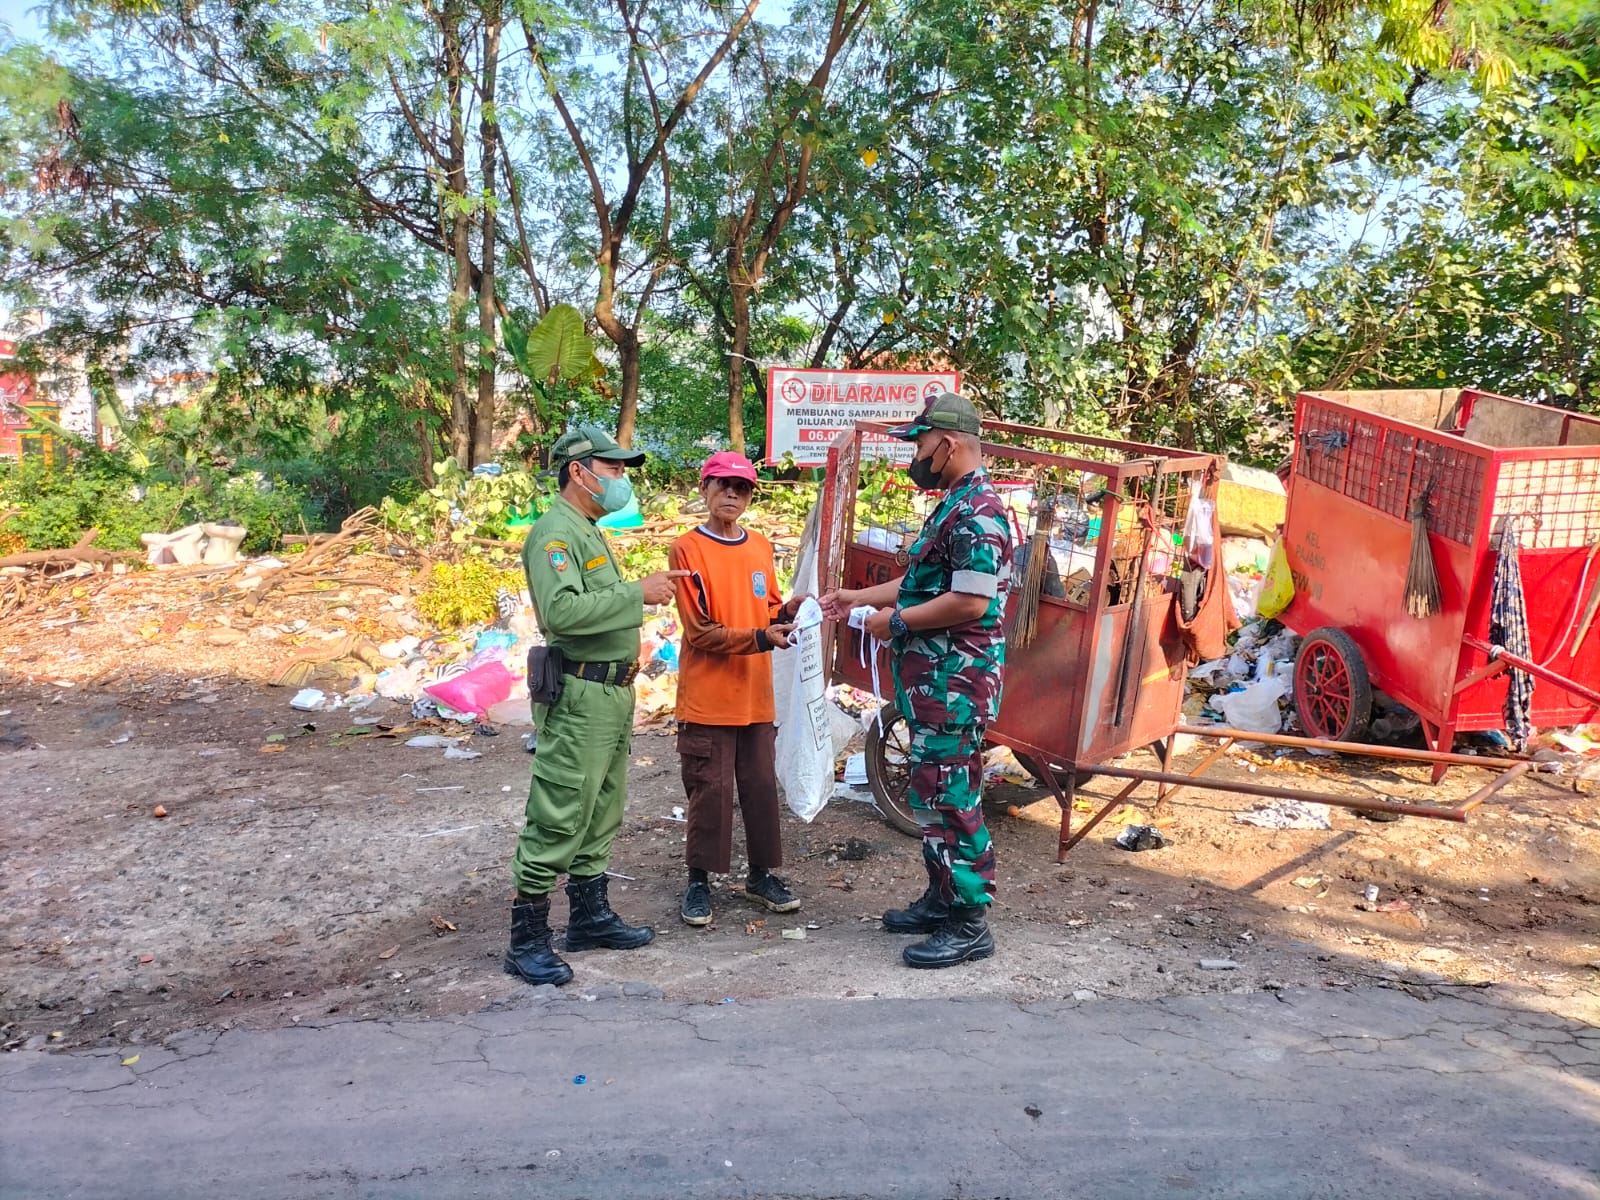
[1256,539,1295,619]
[1182,479,1215,570]
[422,660,516,718]
[1213,674,1290,733]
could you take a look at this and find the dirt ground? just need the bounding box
[2,558,1598,1053]
[5,679,1600,1053]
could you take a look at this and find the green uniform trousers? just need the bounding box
[513,675,634,896]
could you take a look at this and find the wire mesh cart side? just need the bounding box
[1279,388,1600,778]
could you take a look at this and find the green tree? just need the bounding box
[519,0,761,447]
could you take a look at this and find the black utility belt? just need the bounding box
[562,660,639,687]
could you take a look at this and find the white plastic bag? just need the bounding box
[1182,478,1215,569]
[1212,674,1290,733]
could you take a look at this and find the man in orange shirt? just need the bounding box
[669,452,809,927]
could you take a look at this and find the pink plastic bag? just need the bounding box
[423,660,517,718]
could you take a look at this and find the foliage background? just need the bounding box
[0,0,1594,547]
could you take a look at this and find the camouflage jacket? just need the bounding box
[892,468,1014,726]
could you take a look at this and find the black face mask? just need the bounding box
[907,439,949,491]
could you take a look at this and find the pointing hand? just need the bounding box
[641,569,692,605]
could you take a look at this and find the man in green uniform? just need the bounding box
[822,393,1013,969]
[504,423,689,987]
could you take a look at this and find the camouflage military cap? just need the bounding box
[886,392,983,439]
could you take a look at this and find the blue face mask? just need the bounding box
[580,462,634,513]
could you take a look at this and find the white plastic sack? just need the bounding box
[1212,675,1290,733]
[774,596,834,822]
[773,502,832,822]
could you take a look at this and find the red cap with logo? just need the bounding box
[700,450,759,484]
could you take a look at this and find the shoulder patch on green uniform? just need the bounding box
[547,549,570,571]
[543,540,569,552]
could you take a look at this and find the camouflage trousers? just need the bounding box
[906,720,996,908]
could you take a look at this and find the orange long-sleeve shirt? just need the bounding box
[668,526,795,726]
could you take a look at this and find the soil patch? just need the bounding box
[4,673,1597,1052]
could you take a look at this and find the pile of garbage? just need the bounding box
[283,586,688,736]
[1185,617,1425,741]
[1186,620,1301,734]
[141,521,249,566]
[1528,726,1600,782]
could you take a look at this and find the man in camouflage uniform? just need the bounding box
[822,392,1012,969]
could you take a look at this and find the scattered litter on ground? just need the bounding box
[842,752,869,787]
[833,837,873,861]
[1115,824,1167,851]
[1233,799,1332,830]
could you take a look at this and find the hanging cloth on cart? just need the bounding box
[1489,516,1535,751]
[1173,499,1239,663]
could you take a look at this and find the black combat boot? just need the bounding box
[503,894,574,987]
[881,866,950,933]
[563,873,655,952]
[902,905,995,969]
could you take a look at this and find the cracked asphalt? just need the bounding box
[3,984,1597,1199]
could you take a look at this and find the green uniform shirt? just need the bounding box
[521,496,644,663]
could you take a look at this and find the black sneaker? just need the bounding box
[681,879,713,926]
[743,872,801,914]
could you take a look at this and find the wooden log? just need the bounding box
[240,507,378,617]
[0,546,133,569]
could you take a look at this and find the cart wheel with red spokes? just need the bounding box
[864,702,921,837]
[1293,627,1373,743]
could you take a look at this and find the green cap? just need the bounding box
[885,391,982,439]
[549,422,646,469]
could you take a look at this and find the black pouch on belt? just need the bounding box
[526,645,565,706]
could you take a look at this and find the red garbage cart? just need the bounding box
[817,420,1222,858]
[817,413,1541,859]
[1280,387,1600,776]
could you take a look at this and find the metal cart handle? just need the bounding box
[1462,635,1600,708]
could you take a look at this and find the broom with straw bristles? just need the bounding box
[1010,487,1055,650]
[1404,483,1441,619]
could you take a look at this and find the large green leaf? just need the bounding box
[506,304,603,384]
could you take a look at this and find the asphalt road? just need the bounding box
[3,984,1597,1200]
